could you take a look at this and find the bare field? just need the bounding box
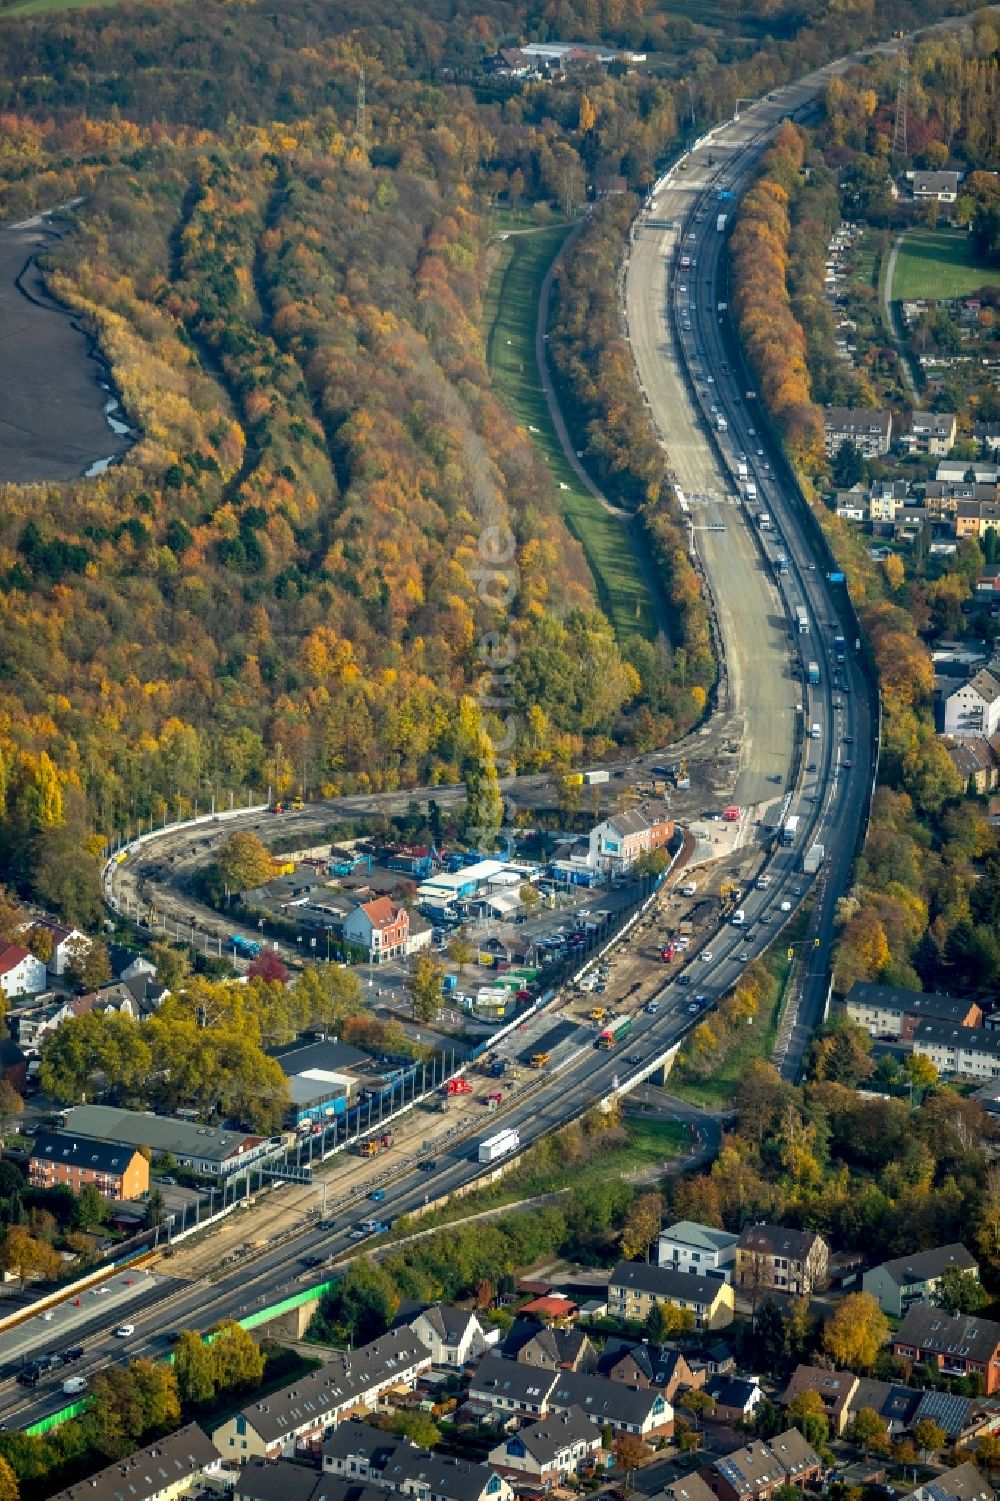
[0,214,131,482]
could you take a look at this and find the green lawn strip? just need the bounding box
[386,1116,689,1240]
[667,916,807,1108]
[484,225,657,642]
[888,227,1000,302]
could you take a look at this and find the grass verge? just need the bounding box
[389,1115,689,1238]
[888,227,1000,301]
[666,910,808,1107]
[483,225,658,642]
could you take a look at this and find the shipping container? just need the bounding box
[584,769,610,785]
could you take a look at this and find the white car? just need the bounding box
[114,1324,135,1339]
[646,1001,660,1014]
[780,901,792,913]
[701,950,714,963]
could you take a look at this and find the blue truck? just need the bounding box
[230,934,261,959]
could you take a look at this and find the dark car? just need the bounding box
[318,1219,336,1231]
[60,1346,84,1365]
[302,1254,325,1269]
[418,1159,437,1171]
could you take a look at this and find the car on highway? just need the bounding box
[301,1254,324,1269]
[844,759,853,769]
[368,1189,386,1202]
[646,1001,660,1014]
[418,1159,437,1171]
[626,1054,643,1065]
[701,950,713,963]
[114,1324,135,1339]
[687,1002,700,1014]
[793,886,803,896]
[60,1346,84,1364]
[843,734,854,743]
[677,974,691,985]
[693,994,709,1007]
[318,1219,336,1230]
[780,900,792,912]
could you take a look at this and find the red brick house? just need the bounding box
[343,897,409,963]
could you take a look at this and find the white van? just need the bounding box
[811,722,821,739]
[731,909,746,926]
[681,882,698,897]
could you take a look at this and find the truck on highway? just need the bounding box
[716,213,728,232]
[777,553,789,575]
[716,414,728,432]
[808,661,820,684]
[810,721,821,739]
[584,769,610,785]
[782,815,800,846]
[478,1127,520,1164]
[597,1015,633,1049]
[834,633,846,663]
[803,843,825,874]
[230,934,261,959]
[62,1377,88,1395]
[736,460,749,481]
[744,482,758,502]
[795,605,809,634]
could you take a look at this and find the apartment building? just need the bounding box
[607,1262,735,1330]
[29,1130,149,1201]
[823,406,892,458]
[844,981,982,1039]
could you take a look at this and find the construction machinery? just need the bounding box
[530,1052,550,1069]
[443,1077,473,1096]
[358,1132,394,1158]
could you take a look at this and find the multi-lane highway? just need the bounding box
[19,17,987,1427]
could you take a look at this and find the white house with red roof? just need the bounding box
[0,945,48,999]
[343,897,410,963]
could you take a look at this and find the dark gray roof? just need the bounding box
[273,1039,369,1077]
[878,1244,978,1287]
[234,1461,331,1501]
[31,1130,141,1177]
[705,1375,760,1411]
[547,1370,666,1426]
[379,1451,500,1501]
[506,1406,598,1463]
[609,1261,725,1306]
[915,1022,1000,1058]
[237,1330,431,1444]
[321,1419,412,1468]
[600,1341,686,1388]
[847,982,977,1024]
[736,1224,823,1261]
[823,406,892,438]
[470,1355,557,1406]
[895,1305,1000,1361]
[411,1304,479,1342]
[49,1424,219,1501]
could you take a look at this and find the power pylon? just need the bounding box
[892,53,909,161]
[356,65,367,156]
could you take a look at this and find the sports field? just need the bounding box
[888,227,1000,301]
[484,225,659,642]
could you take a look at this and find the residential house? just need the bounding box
[598,1340,701,1401]
[407,1305,494,1368]
[863,1244,979,1317]
[686,1341,736,1378]
[823,406,893,458]
[320,1422,510,1501]
[735,1225,829,1297]
[546,1369,673,1438]
[343,898,410,964]
[702,1430,822,1501]
[509,1324,595,1372]
[893,1305,1000,1395]
[941,738,999,795]
[18,918,87,978]
[657,1478,719,1501]
[488,1407,603,1488]
[846,1378,922,1438]
[704,1375,764,1425]
[909,1389,974,1443]
[63,1104,273,1179]
[231,1460,372,1501]
[29,1130,150,1201]
[944,670,1000,739]
[322,1421,412,1480]
[0,1037,27,1094]
[607,1262,735,1330]
[975,564,1000,598]
[658,1221,739,1280]
[909,171,963,204]
[468,1356,558,1419]
[912,1022,1000,1079]
[955,501,1000,541]
[488,47,537,79]
[213,1329,432,1458]
[46,1425,221,1501]
[782,1366,859,1437]
[870,491,902,524]
[974,422,1000,454]
[844,981,982,1039]
[901,412,958,457]
[588,803,674,875]
[0,945,47,1000]
[902,1461,993,1501]
[108,945,157,983]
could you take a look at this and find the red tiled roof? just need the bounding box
[360,897,405,928]
[0,945,32,977]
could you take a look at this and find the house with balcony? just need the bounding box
[845,981,982,1039]
[893,1305,1000,1394]
[782,1366,858,1437]
[823,406,893,458]
[943,670,1000,739]
[658,1220,739,1280]
[863,1244,979,1318]
[29,1130,149,1201]
[901,412,958,457]
[608,1262,735,1330]
[488,1407,603,1489]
